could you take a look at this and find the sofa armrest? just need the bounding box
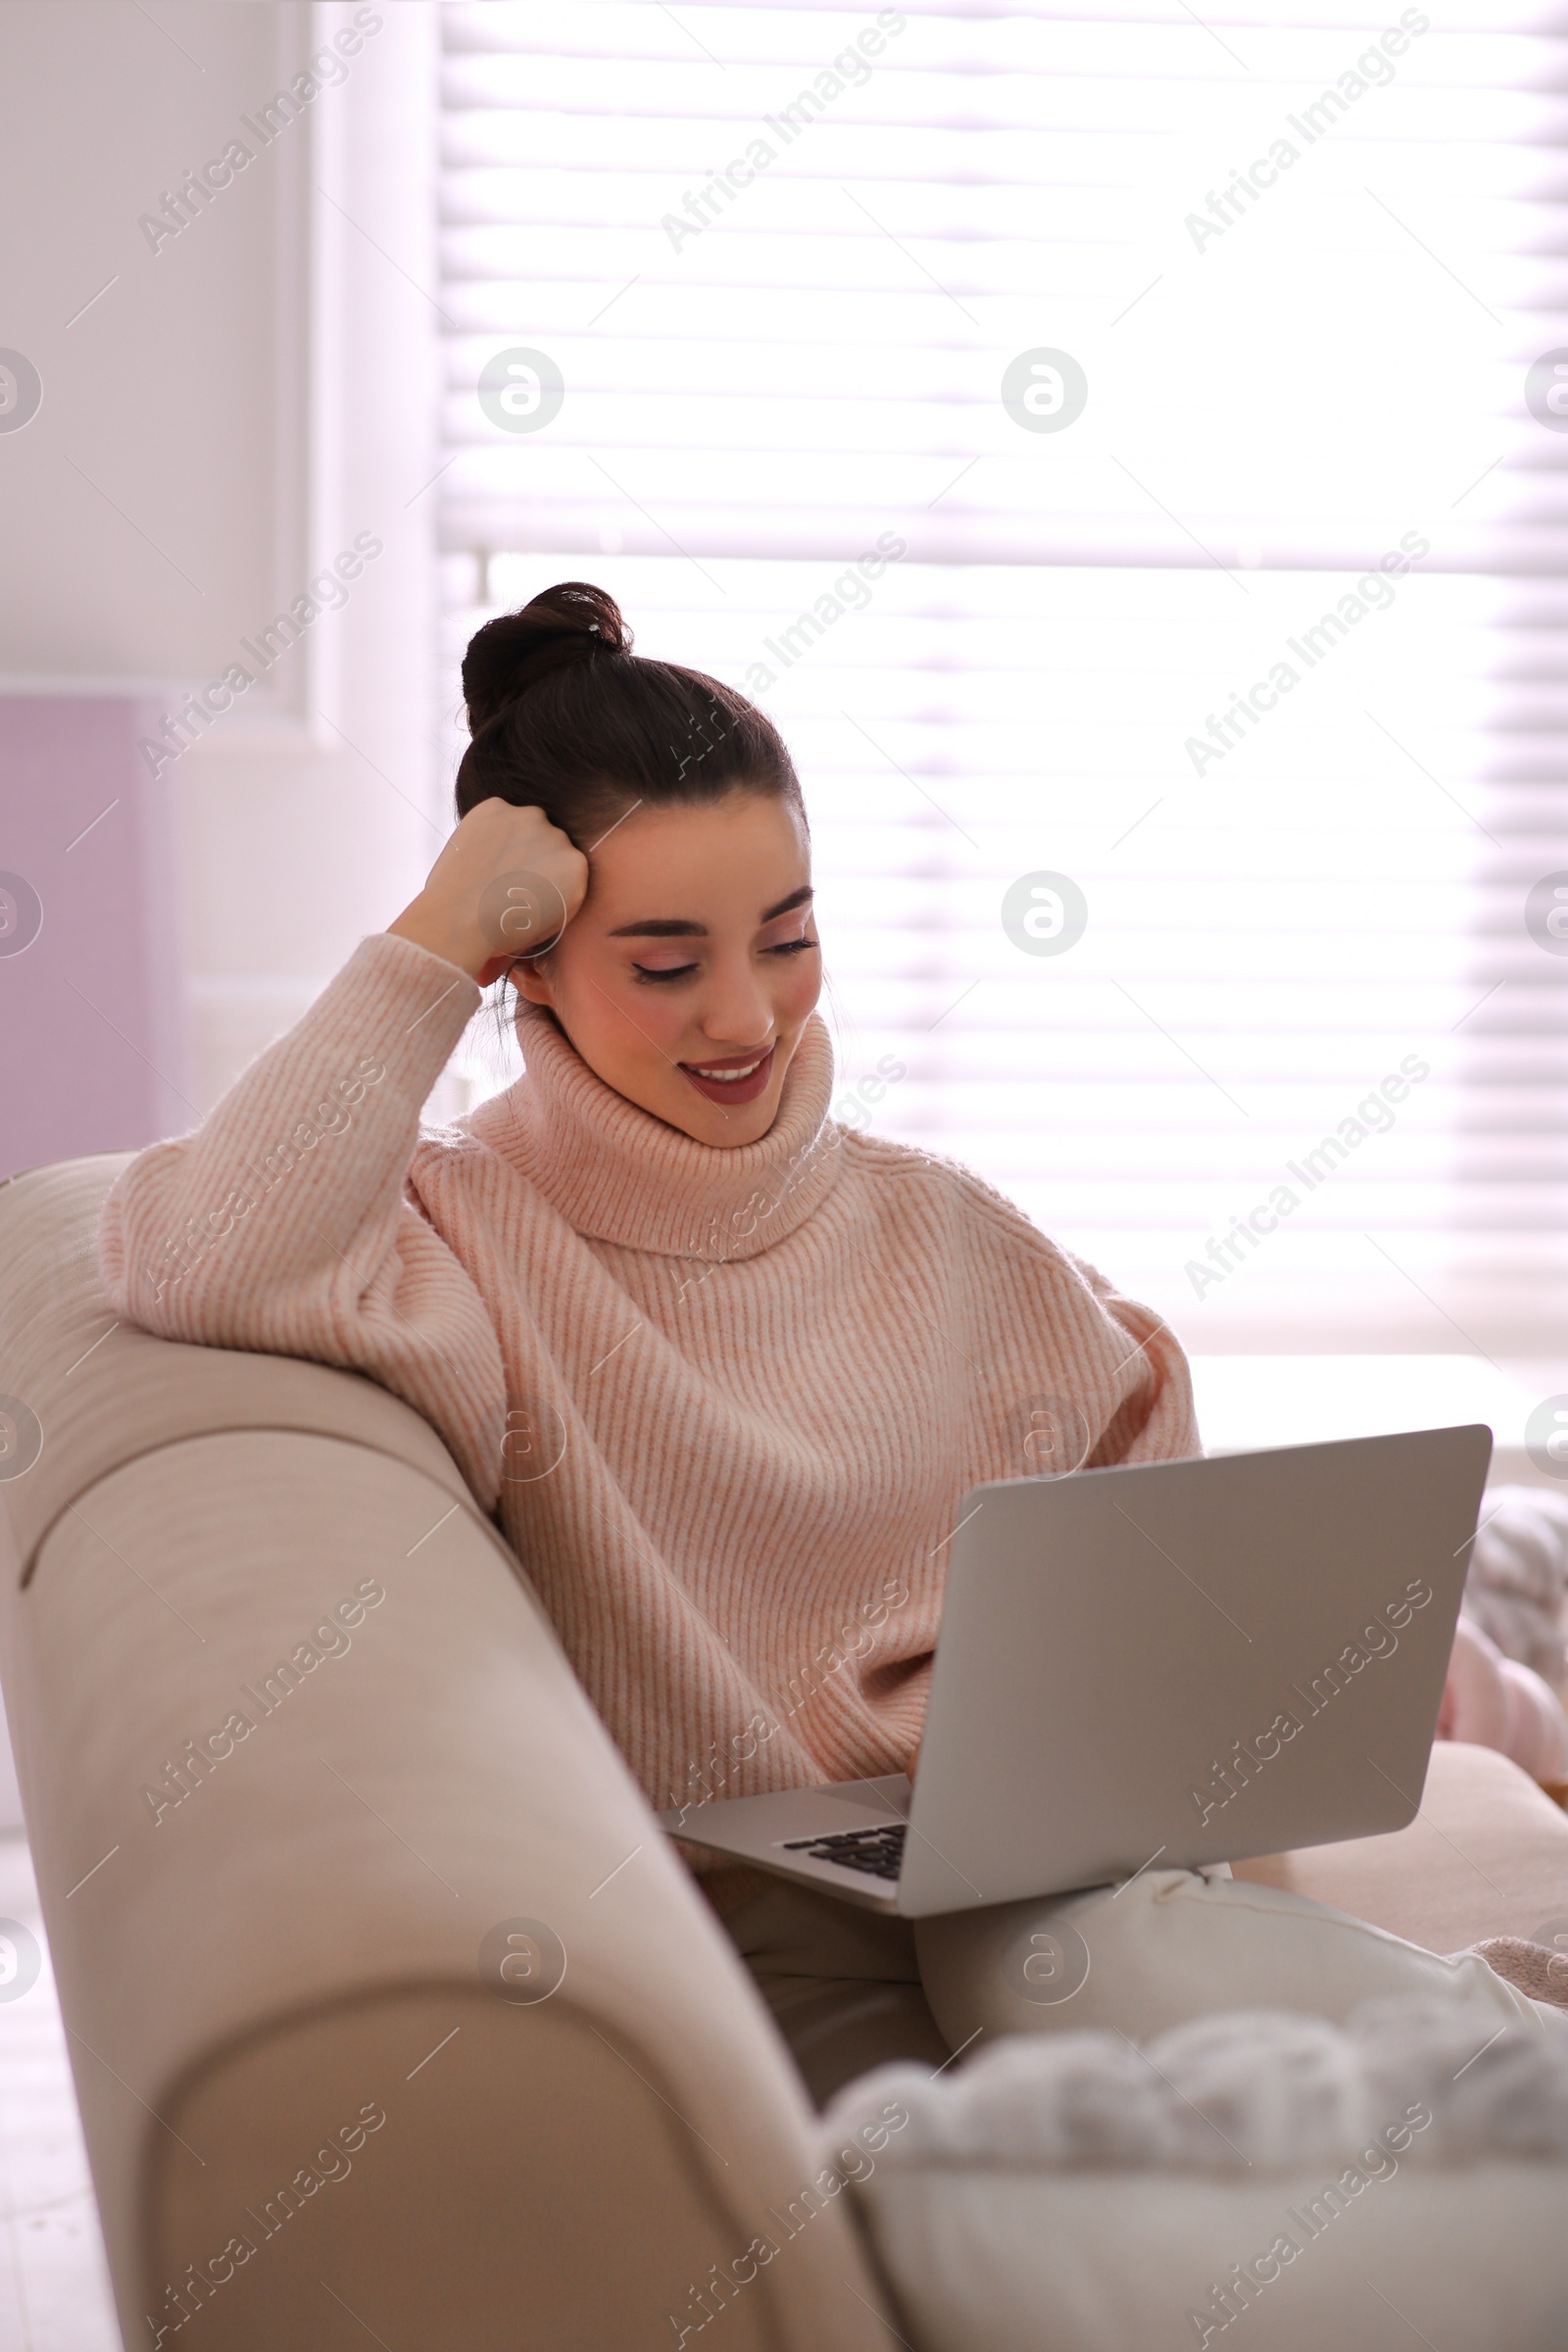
[5,1429,893,2350]
[0,1159,896,2349]
[0,1155,474,1578]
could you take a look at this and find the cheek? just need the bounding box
[553,944,688,1068]
[773,953,823,1026]
[613,987,692,1063]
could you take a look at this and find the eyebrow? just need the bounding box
[608,885,814,939]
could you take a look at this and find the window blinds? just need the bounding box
[437,0,1568,1355]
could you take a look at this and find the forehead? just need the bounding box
[586,791,809,913]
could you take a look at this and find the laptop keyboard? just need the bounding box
[781,1823,907,1881]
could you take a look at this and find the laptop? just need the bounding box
[659,1426,1492,1918]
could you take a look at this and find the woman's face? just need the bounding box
[512,789,821,1147]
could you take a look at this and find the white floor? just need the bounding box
[0,1834,120,2352]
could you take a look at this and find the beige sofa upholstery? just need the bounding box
[0,1156,897,2351]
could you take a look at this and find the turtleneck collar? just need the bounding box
[467,1002,843,1261]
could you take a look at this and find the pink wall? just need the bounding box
[0,698,189,1179]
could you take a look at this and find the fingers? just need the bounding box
[389,798,594,978]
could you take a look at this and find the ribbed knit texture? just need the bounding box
[100,934,1200,1885]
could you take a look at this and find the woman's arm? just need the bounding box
[99,800,587,1507]
[1084,1283,1201,1464]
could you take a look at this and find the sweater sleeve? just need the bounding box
[1074,1255,1202,1467]
[98,933,508,1508]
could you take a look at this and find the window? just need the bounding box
[438,0,1568,1355]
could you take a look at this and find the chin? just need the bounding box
[689,1101,775,1148]
[682,1076,787,1148]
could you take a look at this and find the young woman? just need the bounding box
[102,583,1561,2103]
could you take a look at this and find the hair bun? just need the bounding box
[462,580,632,735]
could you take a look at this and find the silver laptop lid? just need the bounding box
[897,1425,1492,1917]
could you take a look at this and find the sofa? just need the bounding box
[5,1152,1568,2352]
[0,1153,902,2350]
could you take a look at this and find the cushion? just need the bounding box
[912,1852,1561,2054]
[1439,1617,1568,1781]
[1463,1484,1568,1685]
[1234,1740,1568,1954]
[822,1998,1568,2351]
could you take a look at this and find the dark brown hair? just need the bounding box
[456,580,804,846]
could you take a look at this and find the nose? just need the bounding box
[696,955,775,1051]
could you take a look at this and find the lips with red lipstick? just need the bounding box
[678,1042,777,1105]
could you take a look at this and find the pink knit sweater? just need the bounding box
[101,934,1199,1870]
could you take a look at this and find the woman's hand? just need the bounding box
[388,798,589,983]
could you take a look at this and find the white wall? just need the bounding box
[0,0,442,1111]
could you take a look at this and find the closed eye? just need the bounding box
[631,959,700,984]
[632,935,817,984]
